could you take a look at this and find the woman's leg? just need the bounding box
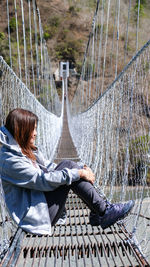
[56,160,106,215]
[44,160,78,226]
[70,179,106,216]
[44,184,69,226]
[45,160,106,226]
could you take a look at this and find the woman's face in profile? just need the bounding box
[29,123,37,145]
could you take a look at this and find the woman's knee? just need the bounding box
[55,160,79,170]
[61,159,72,166]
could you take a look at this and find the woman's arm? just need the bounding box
[1,154,81,191]
[78,166,95,184]
[34,149,57,170]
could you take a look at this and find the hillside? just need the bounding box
[0,0,97,98]
[0,0,150,100]
[0,0,95,69]
[36,0,97,73]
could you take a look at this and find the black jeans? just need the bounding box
[44,160,106,226]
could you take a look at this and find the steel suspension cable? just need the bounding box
[136,0,140,53]
[124,0,131,64]
[28,0,36,96]
[20,0,28,87]
[14,0,22,80]
[101,0,111,93]
[6,0,12,68]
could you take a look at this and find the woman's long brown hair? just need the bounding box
[5,108,38,161]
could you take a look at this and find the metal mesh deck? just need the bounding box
[1,193,148,267]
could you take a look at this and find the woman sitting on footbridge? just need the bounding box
[0,108,134,235]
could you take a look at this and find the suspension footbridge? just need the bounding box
[0,0,150,266]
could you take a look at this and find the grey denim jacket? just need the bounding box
[0,126,80,235]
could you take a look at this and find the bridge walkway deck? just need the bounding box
[0,101,149,267]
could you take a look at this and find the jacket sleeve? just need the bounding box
[1,155,80,191]
[34,149,57,170]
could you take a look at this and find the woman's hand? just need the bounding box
[78,166,95,184]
